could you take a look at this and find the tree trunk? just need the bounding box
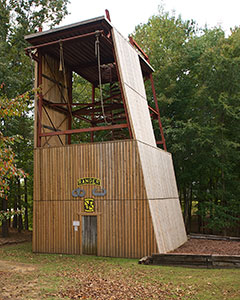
[1,198,9,237]
[13,179,18,228]
[188,185,193,233]
[197,200,203,233]
[18,214,23,233]
[17,178,23,233]
[24,177,28,230]
[183,187,189,231]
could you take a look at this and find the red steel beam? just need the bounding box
[37,52,43,147]
[91,84,95,142]
[73,103,123,115]
[105,9,111,22]
[149,73,167,151]
[68,70,72,144]
[42,92,121,108]
[26,30,104,51]
[148,105,158,115]
[40,123,128,137]
[43,99,69,114]
[25,50,39,62]
[43,98,92,123]
[129,37,149,61]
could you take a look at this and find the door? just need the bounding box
[82,216,97,255]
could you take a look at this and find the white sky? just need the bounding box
[60,0,240,37]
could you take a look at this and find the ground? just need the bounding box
[0,230,239,299]
[0,243,240,300]
[0,228,32,247]
[171,238,240,255]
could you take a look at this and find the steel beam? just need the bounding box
[37,51,43,147]
[26,30,104,51]
[68,70,73,144]
[40,123,128,137]
[91,85,95,142]
[149,73,167,151]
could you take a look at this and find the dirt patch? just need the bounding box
[171,238,240,255]
[0,260,39,300]
[0,260,36,273]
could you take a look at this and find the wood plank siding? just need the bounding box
[137,142,187,252]
[35,53,70,148]
[112,28,156,147]
[33,140,158,258]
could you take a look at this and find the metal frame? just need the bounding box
[29,12,166,150]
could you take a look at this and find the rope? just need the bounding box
[59,41,76,126]
[95,31,109,125]
[29,49,37,89]
[59,42,64,72]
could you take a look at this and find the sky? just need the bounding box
[60,0,240,37]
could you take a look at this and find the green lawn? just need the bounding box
[0,243,239,299]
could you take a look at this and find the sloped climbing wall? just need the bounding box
[112,29,187,253]
[112,29,156,147]
[137,141,187,252]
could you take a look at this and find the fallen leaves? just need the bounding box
[51,264,193,300]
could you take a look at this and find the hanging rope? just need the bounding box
[59,41,64,72]
[29,49,37,89]
[95,31,109,125]
[58,41,76,126]
[59,41,69,91]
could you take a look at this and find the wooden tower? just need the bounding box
[25,14,187,258]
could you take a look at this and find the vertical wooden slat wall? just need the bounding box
[33,140,158,258]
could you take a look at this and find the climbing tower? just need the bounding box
[25,13,187,257]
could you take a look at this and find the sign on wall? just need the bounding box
[72,177,106,213]
[84,198,95,212]
[78,177,101,186]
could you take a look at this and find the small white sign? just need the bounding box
[73,220,80,226]
[74,226,78,232]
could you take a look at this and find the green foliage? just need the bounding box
[0,0,70,229]
[133,8,240,233]
[0,0,70,98]
[8,0,69,30]
[0,86,32,200]
[0,208,24,222]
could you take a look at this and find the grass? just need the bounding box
[0,243,239,299]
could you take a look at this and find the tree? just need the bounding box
[5,114,34,230]
[0,86,31,236]
[133,8,240,234]
[0,0,70,98]
[0,0,70,236]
